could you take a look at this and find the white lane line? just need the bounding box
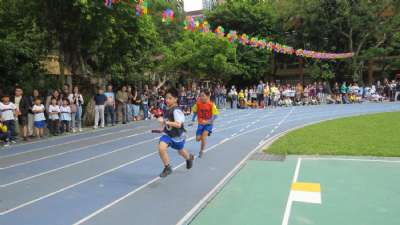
[219,138,229,144]
[73,109,295,225]
[263,135,270,142]
[239,128,244,132]
[0,151,159,216]
[0,123,140,150]
[203,111,254,129]
[72,123,253,225]
[292,158,302,183]
[282,158,302,225]
[0,128,141,160]
[3,113,246,170]
[0,137,159,188]
[1,118,262,188]
[0,117,263,215]
[203,110,262,129]
[303,157,400,163]
[7,107,359,218]
[262,135,272,144]
[72,176,160,225]
[0,131,150,170]
[0,105,377,177]
[176,109,294,225]
[176,140,267,225]
[175,108,294,225]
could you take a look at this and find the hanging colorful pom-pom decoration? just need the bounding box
[184,16,196,31]
[214,26,225,38]
[136,0,148,16]
[162,8,174,25]
[257,39,267,49]
[249,37,259,47]
[104,0,118,8]
[226,31,238,43]
[239,34,249,45]
[200,21,210,33]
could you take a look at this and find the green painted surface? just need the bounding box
[190,157,400,225]
[290,159,400,225]
[190,159,297,225]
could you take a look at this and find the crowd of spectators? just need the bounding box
[1,78,399,147]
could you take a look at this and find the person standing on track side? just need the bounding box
[157,88,194,178]
[191,89,220,158]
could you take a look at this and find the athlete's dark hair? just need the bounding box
[1,94,10,99]
[167,88,179,98]
[201,89,211,96]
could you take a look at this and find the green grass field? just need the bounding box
[266,112,400,157]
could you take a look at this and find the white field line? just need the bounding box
[281,158,302,225]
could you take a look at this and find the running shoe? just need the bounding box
[160,165,173,178]
[186,154,194,169]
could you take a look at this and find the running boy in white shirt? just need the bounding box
[157,88,194,178]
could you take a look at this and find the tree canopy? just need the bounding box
[0,0,399,93]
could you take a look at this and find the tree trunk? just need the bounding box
[298,58,304,84]
[368,60,374,85]
[83,99,95,127]
[271,53,277,82]
[59,50,65,88]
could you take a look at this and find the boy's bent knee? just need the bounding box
[158,142,168,152]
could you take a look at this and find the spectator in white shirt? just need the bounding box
[60,99,72,133]
[68,86,84,132]
[32,98,46,138]
[48,98,60,136]
[0,95,17,142]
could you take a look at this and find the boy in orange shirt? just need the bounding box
[192,90,220,158]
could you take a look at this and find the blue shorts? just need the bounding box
[196,124,213,137]
[159,135,185,151]
[34,120,46,129]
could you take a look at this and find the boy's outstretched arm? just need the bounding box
[166,121,183,129]
[191,104,198,122]
[192,113,197,122]
[208,103,219,124]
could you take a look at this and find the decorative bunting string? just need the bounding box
[183,17,353,59]
[103,4,354,60]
